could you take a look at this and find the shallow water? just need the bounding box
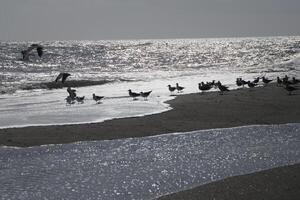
[0,123,299,199]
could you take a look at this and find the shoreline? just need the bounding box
[158,163,300,200]
[0,83,299,147]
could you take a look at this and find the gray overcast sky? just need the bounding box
[0,0,299,41]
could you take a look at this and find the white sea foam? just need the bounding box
[0,123,300,199]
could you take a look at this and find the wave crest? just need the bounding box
[20,79,114,90]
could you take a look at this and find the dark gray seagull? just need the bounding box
[21,44,43,61]
[168,85,176,94]
[55,73,71,83]
[198,82,212,94]
[262,76,272,85]
[75,96,85,104]
[176,83,184,92]
[128,89,140,100]
[93,93,104,103]
[140,90,152,100]
[216,81,229,94]
[247,81,257,88]
[67,87,76,99]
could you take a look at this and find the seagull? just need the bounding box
[253,77,260,84]
[21,44,43,61]
[277,77,283,86]
[75,96,85,104]
[176,83,184,92]
[262,76,272,85]
[55,73,71,83]
[67,87,76,99]
[168,85,176,93]
[284,85,298,95]
[236,78,247,87]
[282,75,289,83]
[93,93,104,103]
[65,96,75,105]
[247,81,257,88]
[216,81,229,94]
[292,77,300,84]
[236,78,243,87]
[128,89,140,100]
[198,82,212,93]
[140,90,152,100]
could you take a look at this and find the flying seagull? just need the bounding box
[21,44,43,61]
[55,73,71,83]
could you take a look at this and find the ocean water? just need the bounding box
[0,36,300,127]
[1,123,300,199]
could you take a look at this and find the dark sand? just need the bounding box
[158,163,300,200]
[0,84,299,199]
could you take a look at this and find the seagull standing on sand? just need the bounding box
[216,81,229,95]
[253,77,260,84]
[176,83,184,93]
[93,93,104,103]
[277,77,283,86]
[128,89,140,100]
[236,78,247,87]
[236,78,243,87]
[140,91,152,100]
[198,82,212,94]
[21,44,43,61]
[55,73,71,83]
[262,76,272,85]
[247,81,257,88]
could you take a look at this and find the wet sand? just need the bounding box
[158,163,300,200]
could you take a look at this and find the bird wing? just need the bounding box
[55,73,63,82]
[61,73,70,83]
[21,46,35,60]
[37,46,43,57]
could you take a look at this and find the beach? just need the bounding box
[1,84,300,199]
[1,84,299,147]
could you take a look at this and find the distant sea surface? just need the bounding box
[1,36,300,94]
